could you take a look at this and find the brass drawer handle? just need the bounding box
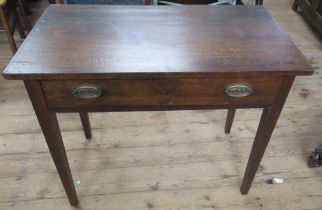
[72,85,103,99]
[224,84,253,97]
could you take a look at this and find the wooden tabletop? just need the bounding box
[3,5,313,80]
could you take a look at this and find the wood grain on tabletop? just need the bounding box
[3,5,313,80]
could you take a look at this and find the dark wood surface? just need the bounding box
[0,6,17,53]
[3,5,313,80]
[42,77,281,109]
[293,0,322,35]
[24,80,79,205]
[2,5,314,206]
[0,0,28,54]
[225,108,236,134]
[79,112,92,138]
[240,76,295,193]
[17,0,32,32]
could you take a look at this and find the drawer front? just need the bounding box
[42,78,282,109]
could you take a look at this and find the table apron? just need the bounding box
[41,77,283,111]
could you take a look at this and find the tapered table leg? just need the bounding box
[0,6,17,54]
[17,0,32,31]
[225,108,236,134]
[79,112,92,139]
[240,77,295,194]
[292,0,298,10]
[12,4,26,39]
[24,81,78,206]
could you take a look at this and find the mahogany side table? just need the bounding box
[3,5,313,206]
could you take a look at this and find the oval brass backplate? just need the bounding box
[224,84,253,97]
[72,85,103,99]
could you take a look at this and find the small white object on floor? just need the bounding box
[76,180,81,185]
[267,178,284,184]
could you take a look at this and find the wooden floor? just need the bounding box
[0,0,322,209]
